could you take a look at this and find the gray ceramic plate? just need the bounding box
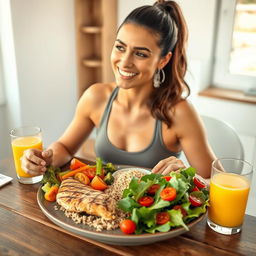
[37,167,206,246]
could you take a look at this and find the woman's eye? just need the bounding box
[135,52,148,58]
[115,45,125,52]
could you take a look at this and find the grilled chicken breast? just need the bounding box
[56,178,116,220]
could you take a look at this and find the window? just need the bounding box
[213,0,256,93]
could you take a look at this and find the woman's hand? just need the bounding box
[151,156,186,175]
[21,149,53,176]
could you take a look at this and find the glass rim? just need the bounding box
[10,126,41,138]
[212,157,254,176]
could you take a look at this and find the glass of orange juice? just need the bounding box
[10,126,43,184]
[207,158,253,235]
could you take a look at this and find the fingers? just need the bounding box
[21,149,52,176]
[160,163,184,175]
[152,156,177,173]
[41,149,53,165]
[152,156,186,175]
[41,149,53,158]
[151,158,166,173]
[21,159,46,176]
[24,148,45,166]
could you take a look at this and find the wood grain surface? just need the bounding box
[0,158,255,256]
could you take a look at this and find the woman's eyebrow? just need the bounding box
[116,39,152,53]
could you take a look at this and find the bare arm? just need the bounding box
[174,100,216,178]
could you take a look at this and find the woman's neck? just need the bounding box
[116,86,153,110]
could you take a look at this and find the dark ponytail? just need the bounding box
[120,0,190,127]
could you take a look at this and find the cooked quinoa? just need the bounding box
[106,169,146,201]
[58,169,146,231]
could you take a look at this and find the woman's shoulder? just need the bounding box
[79,83,116,106]
[83,82,115,98]
[171,99,200,125]
[75,83,116,117]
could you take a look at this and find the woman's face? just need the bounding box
[111,23,167,90]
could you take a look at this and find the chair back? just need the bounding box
[180,115,244,166]
[201,115,244,160]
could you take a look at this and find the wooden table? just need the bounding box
[0,158,255,256]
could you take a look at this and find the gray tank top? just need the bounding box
[95,87,181,169]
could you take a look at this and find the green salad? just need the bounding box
[118,167,209,234]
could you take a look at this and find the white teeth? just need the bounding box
[118,68,137,77]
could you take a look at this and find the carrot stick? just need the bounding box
[62,165,91,180]
[70,158,87,170]
[58,170,71,181]
[44,186,59,202]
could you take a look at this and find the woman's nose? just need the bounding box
[119,52,133,68]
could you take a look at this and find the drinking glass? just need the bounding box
[10,126,43,184]
[207,158,253,235]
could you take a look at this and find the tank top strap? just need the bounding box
[98,87,119,129]
[154,119,166,150]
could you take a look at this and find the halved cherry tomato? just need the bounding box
[173,205,187,217]
[162,176,172,181]
[70,158,87,170]
[191,186,200,192]
[160,187,177,201]
[120,219,136,234]
[82,168,96,180]
[156,212,170,225]
[193,177,206,189]
[138,196,154,207]
[74,172,90,185]
[90,175,108,190]
[189,194,203,207]
[147,184,161,195]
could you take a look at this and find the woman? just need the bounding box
[21,0,215,178]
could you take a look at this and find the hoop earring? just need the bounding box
[153,69,165,88]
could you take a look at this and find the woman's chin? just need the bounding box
[115,80,135,89]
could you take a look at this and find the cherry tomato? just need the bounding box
[120,219,136,234]
[138,196,154,207]
[193,177,206,189]
[160,187,177,201]
[173,205,187,217]
[70,158,86,170]
[189,194,203,207]
[74,172,90,185]
[147,184,160,195]
[162,176,172,181]
[191,186,200,192]
[82,168,96,180]
[156,212,170,225]
[90,176,108,191]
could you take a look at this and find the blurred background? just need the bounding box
[0,0,255,215]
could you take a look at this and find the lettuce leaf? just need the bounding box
[168,209,188,230]
[183,200,209,223]
[145,222,171,233]
[118,197,140,212]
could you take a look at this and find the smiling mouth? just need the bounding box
[118,68,138,78]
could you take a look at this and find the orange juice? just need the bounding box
[11,136,43,177]
[208,172,250,227]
